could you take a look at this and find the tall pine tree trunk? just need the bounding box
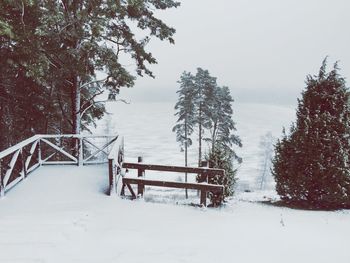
[198,104,202,167]
[71,75,81,159]
[71,75,81,135]
[211,121,217,153]
[185,116,188,199]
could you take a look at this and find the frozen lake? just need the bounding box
[102,101,296,191]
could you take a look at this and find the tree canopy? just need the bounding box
[0,0,180,150]
[272,59,350,209]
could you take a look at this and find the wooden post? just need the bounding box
[108,158,115,195]
[137,156,144,196]
[20,149,27,179]
[200,161,209,182]
[200,190,207,207]
[38,139,42,165]
[198,160,209,198]
[78,137,83,166]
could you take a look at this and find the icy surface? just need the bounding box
[1,165,350,263]
[104,102,296,191]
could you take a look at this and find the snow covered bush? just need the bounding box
[272,59,350,209]
[206,147,237,206]
[257,131,276,190]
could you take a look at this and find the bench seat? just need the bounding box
[121,177,224,206]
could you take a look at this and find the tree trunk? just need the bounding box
[71,75,81,158]
[198,104,202,167]
[211,121,217,153]
[71,75,81,135]
[185,116,188,199]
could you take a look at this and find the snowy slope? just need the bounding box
[1,165,350,263]
[1,102,350,262]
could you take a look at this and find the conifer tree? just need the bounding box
[206,146,237,206]
[173,71,196,197]
[192,68,217,166]
[205,86,242,162]
[0,0,179,150]
[272,59,350,209]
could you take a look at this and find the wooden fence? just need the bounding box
[0,134,119,197]
[107,136,124,195]
[121,161,225,206]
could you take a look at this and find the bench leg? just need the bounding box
[137,183,144,196]
[121,183,126,196]
[200,190,207,207]
[126,183,137,199]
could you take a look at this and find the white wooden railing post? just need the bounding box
[38,139,42,166]
[79,137,83,166]
[20,149,27,179]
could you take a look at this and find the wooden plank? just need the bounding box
[126,183,136,198]
[83,160,108,165]
[83,139,109,156]
[0,134,118,159]
[41,152,56,163]
[25,140,39,170]
[109,159,115,196]
[84,136,118,162]
[137,156,144,196]
[40,138,77,163]
[0,135,40,159]
[5,175,23,193]
[123,162,225,176]
[27,162,40,174]
[3,149,20,187]
[200,190,207,206]
[107,136,123,160]
[20,149,27,178]
[39,134,118,139]
[42,161,77,165]
[122,177,224,192]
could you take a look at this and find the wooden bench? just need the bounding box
[121,177,223,206]
[120,162,225,206]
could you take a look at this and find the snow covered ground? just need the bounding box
[1,165,350,263]
[1,102,350,263]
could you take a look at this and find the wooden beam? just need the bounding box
[123,177,224,192]
[25,140,39,170]
[123,162,225,176]
[3,149,20,187]
[41,138,77,163]
[126,183,136,198]
[83,139,109,156]
[83,136,118,162]
[0,135,40,159]
[200,190,207,206]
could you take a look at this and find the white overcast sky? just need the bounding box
[121,0,350,105]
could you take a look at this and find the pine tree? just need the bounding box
[173,72,196,198]
[272,59,350,209]
[205,86,242,162]
[192,68,217,166]
[0,0,180,150]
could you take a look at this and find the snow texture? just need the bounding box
[1,102,349,263]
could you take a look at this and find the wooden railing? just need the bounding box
[121,161,225,206]
[0,134,119,197]
[107,136,124,195]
